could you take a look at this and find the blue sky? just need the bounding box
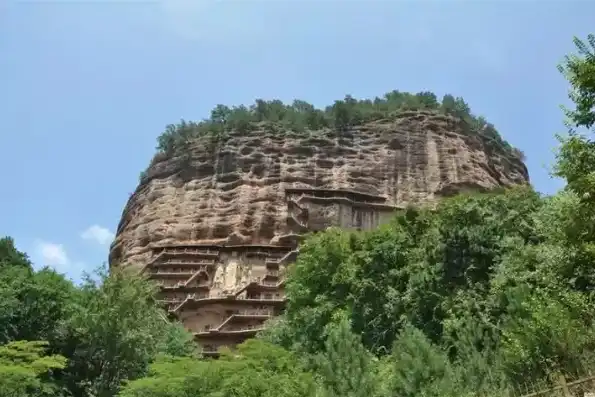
[0,0,593,283]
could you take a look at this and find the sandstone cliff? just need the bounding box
[110,109,528,269]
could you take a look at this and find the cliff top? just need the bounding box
[138,90,524,183]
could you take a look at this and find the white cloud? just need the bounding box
[81,225,115,246]
[36,241,69,268]
[31,241,90,283]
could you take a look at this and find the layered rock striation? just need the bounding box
[109,108,529,355]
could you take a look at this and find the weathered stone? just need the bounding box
[109,112,529,355]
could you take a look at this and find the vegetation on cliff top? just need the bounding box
[140,90,524,183]
[0,33,594,397]
[153,90,523,163]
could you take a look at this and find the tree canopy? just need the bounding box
[152,91,522,163]
[0,245,197,397]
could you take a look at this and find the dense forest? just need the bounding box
[1,34,594,397]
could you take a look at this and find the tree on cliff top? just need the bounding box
[149,90,521,168]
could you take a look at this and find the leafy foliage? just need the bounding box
[0,340,66,397]
[312,313,379,397]
[558,34,595,130]
[0,260,74,345]
[257,32,595,396]
[0,244,198,397]
[56,266,197,397]
[266,182,595,394]
[278,187,543,355]
[119,339,321,397]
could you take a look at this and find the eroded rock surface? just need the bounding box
[110,111,528,269]
[109,110,528,353]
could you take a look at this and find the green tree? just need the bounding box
[555,35,595,200]
[551,33,595,295]
[440,94,457,115]
[0,340,67,397]
[57,266,196,397]
[119,339,321,397]
[282,228,356,352]
[118,356,223,397]
[330,100,351,133]
[155,322,198,358]
[211,104,231,125]
[415,91,439,109]
[0,237,31,270]
[498,287,595,382]
[558,34,595,130]
[0,239,75,345]
[383,325,452,397]
[313,313,378,397]
[277,187,542,356]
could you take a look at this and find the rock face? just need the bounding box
[109,110,529,355]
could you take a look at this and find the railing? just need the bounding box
[520,373,595,397]
[170,293,209,312]
[171,292,285,313]
[277,249,299,266]
[154,258,216,265]
[163,281,210,289]
[162,248,220,256]
[152,269,195,275]
[244,249,291,258]
[287,214,309,230]
[222,324,266,333]
[147,251,165,265]
[155,280,185,288]
[213,309,274,331]
[234,309,273,316]
[242,295,285,301]
[257,273,285,285]
[286,187,389,204]
[152,265,209,274]
[186,293,209,300]
[196,324,265,335]
[160,281,186,288]
[245,251,270,258]
[157,298,183,303]
[155,275,214,289]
